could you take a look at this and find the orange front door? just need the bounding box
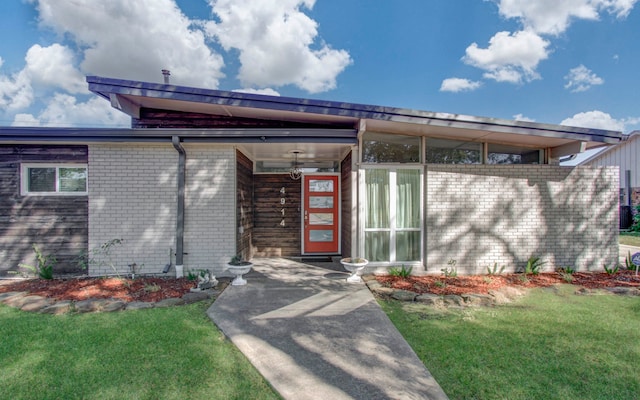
[303,175,340,254]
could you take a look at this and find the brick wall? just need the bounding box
[425,165,619,274]
[88,143,235,276]
[182,144,235,273]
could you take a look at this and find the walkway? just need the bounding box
[207,258,448,400]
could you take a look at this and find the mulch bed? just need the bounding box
[375,271,640,296]
[0,277,197,303]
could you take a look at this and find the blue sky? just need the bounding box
[1,0,639,150]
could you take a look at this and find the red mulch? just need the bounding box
[375,270,640,296]
[0,277,198,303]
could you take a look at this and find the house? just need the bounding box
[0,76,623,277]
[580,131,640,228]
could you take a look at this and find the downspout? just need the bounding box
[172,136,186,277]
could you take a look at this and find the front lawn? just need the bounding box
[620,232,640,247]
[381,286,640,399]
[0,302,280,400]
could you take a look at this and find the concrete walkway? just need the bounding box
[207,258,448,400]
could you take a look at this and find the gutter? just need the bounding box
[172,136,186,277]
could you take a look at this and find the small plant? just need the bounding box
[18,244,56,279]
[525,256,546,275]
[88,238,124,277]
[229,254,251,266]
[441,259,457,278]
[186,269,199,281]
[434,280,446,288]
[624,251,638,271]
[558,266,575,275]
[389,265,413,278]
[486,263,505,275]
[482,276,493,284]
[603,263,619,275]
[560,272,573,283]
[144,282,161,293]
[518,274,530,284]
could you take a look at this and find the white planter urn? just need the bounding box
[340,257,369,283]
[226,262,253,286]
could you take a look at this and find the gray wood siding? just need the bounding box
[236,150,254,260]
[253,174,301,257]
[0,145,88,276]
[585,133,640,188]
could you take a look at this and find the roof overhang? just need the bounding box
[86,75,622,157]
[0,76,623,162]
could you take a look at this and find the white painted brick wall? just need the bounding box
[88,143,236,277]
[425,165,619,274]
[182,144,236,274]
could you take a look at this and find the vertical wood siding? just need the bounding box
[253,174,302,257]
[340,152,352,258]
[0,145,88,276]
[236,150,254,260]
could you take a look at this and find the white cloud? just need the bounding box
[561,110,624,131]
[33,0,225,88]
[12,93,130,128]
[0,69,33,111]
[24,44,87,94]
[463,30,550,83]
[496,0,638,35]
[206,0,352,93]
[513,113,535,122]
[564,65,604,92]
[439,78,482,92]
[233,88,281,96]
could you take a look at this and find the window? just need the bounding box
[426,138,482,164]
[21,164,87,195]
[362,132,421,163]
[362,167,422,263]
[487,144,542,164]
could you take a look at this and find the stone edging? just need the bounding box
[0,287,224,315]
[364,278,640,307]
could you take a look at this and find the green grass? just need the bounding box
[0,302,280,400]
[620,232,640,247]
[381,286,640,400]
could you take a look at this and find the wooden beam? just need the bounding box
[550,141,586,158]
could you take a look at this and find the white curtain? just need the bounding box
[365,169,389,261]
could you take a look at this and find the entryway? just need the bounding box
[302,174,340,255]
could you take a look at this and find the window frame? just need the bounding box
[359,165,424,266]
[20,163,88,196]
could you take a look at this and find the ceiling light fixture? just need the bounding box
[289,150,303,180]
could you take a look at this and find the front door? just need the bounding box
[303,175,340,254]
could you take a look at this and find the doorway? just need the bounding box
[302,174,340,254]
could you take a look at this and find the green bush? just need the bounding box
[389,265,413,278]
[18,244,55,279]
[525,256,546,275]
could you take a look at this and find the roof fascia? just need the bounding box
[0,127,357,144]
[86,76,622,145]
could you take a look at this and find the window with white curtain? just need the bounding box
[363,167,422,263]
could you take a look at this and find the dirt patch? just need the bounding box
[375,271,640,296]
[0,277,198,303]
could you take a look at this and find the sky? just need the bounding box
[0,0,639,163]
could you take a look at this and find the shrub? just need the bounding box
[18,244,55,279]
[441,259,457,278]
[603,264,619,275]
[525,256,546,275]
[631,205,640,232]
[389,265,413,278]
[486,263,505,275]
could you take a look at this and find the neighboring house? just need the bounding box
[0,76,623,277]
[581,131,640,228]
